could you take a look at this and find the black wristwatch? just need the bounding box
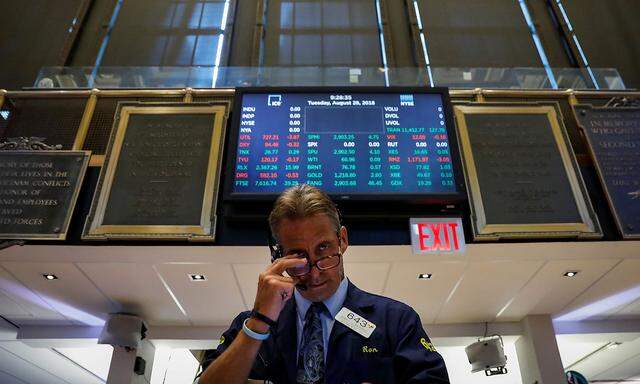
[250,310,278,328]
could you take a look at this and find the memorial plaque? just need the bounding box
[574,104,640,239]
[454,103,601,240]
[0,150,90,240]
[83,103,228,241]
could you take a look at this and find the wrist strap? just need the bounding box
[242,318,270,341]
[250,310,278,328]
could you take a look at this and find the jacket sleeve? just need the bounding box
[393,307,450,383]
[198,311,254,376]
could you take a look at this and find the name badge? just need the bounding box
[335,307,376,338]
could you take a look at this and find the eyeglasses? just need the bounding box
[284,237,342,277]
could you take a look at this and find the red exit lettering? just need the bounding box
[416,222,460,252]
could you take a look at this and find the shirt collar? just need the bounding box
[294,277,349,320]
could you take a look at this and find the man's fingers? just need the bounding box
[262,274,295,286]
[267,256,307,275]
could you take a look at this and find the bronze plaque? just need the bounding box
[574,104,640,239]
[454,103,601,240]
[83,102,228,241]
[0,151,90,240]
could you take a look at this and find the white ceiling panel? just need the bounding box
[343,262,391,295]
[0,345,68,384]
[1,262,114,326]
[435,260,545,324]
[0,342,105,384]
[497,259,619,321]
[383,261,466,324]
[77,263,189,326]
[569,337,640,380]
[555,259,640,322]
[232,263,269,310]
[154,263,247,326]
[0,370,27,384]
[0,266,66,324]
[593,351,640,381]
[0,290,30,318]
[615,298,640,318]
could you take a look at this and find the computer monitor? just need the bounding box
[224,87,466,205]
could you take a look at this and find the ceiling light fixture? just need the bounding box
[418,273,433,280]
[563,271,579,277]
[189,274,207,282]
[43,274,58,280]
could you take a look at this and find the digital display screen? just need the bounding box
[229,90,459,196]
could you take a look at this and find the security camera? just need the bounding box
[465,335,508,376]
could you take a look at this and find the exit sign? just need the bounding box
[410,218,465,254]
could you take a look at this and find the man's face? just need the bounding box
[277,214,348,302]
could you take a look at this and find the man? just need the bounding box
[200,184,449,383]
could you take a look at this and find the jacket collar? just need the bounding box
[326,281,376,382]
[327,280,375,348]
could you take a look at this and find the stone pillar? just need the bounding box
[515,315,566,384]
[106,340,155,384]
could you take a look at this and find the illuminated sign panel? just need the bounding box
[410,218,465,254]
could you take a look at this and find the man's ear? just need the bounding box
[340,226,349,253]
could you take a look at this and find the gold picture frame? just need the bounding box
[454,103,601,240]
[82,103,228,241]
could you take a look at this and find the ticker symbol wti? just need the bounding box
[410,218,465,254]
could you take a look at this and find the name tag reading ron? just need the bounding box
[335,307,376,338]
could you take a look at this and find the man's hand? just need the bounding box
[251,257,307,328]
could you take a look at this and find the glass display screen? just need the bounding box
[229,90,460,197]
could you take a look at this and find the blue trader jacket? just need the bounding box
[201,282,450,383]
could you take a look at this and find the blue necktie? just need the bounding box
[297,302,326,384]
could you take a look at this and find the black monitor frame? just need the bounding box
[222,86,466,205]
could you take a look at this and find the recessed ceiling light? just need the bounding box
[563,271,579,277]
[43,274,58,280]
[189,274,207,282]
[418,273,433,280]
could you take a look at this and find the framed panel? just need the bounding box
[573,103,640,239]
[454,102,601,240]
[83,102,228,241]
[0,150,90,240]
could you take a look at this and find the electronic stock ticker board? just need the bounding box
[226,88,465,203]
